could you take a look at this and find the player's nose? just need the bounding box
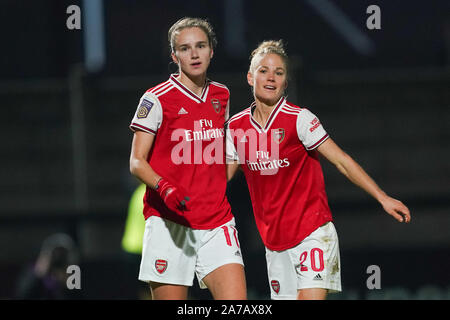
[191,48,199,59]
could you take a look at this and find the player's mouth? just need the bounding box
[191,62,202,68]
[263,85,276,91]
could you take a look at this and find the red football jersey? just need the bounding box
[130,74,233,229]
[226,97,333,250]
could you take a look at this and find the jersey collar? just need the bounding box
[250,96,286,133]
[169,74,210,103]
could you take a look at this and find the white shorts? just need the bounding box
[138,216,244,289]
[265,222,341,300]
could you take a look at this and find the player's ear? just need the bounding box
[210,48,214,59]
[247,71,254,87]
[171,51,179,64]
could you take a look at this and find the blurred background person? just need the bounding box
[15,233,81,300]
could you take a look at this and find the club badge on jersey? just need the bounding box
[272,128,285,144]
[211,98,221,113]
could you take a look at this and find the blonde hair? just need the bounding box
[249,40,289,76]
[168,17,217,53]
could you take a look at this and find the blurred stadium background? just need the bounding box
[1,0,449,300]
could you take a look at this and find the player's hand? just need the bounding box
[156,178,190,212]
[380,196,411,223]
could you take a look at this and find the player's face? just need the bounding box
[248,53,287,106]
[171,27,213,79]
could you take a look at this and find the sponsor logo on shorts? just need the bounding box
[155,259,168,274]
[270,280,280,294]
[313,273,323,281]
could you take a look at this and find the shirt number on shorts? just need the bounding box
[221,226,240,248]
[299,248,324,272]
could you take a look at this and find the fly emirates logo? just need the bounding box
[184,119,224,142]
[246,150,290,174]
[171,119,224,164]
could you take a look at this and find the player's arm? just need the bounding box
[129,130,161,189]
[316,138,411,223]
[130,131,189,210]
[226,161,240,181]
[225,122,241,182]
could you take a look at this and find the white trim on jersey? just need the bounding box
[210,81,230,94]
[169,74,210,103]
[295,108,329,151]
[154,84,174,98]
[225,128,239,162]
[306,133,329,150]
[150,80,171,95]
[225,108,252,163]
[225,100,230,122]
[130,91,163,135]
[226,108,251,126]
[249,97,286,133]
[280,107,301,116]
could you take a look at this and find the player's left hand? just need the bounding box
[156,178,190,212]
[380,196,411,223]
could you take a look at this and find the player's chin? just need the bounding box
[185,68,207,79]
[256,93,282,106]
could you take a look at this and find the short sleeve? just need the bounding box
[225,127,239,162]
[296,109,329,150]
[224,99,230,122]
[129,92,163,135]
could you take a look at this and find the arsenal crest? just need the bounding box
[272,128,285,144]
[271,280,280,294]
[211,98,221,114]
[155,259,168,274]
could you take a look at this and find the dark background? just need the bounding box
[0,0,449,300]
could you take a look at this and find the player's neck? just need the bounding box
[253,100,275,127]
[177,72,207,96]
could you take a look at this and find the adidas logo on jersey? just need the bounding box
[178,107,188,115]
[313,274,323,281]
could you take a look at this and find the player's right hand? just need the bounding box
[380,195,411,223]
[156,178,190,212]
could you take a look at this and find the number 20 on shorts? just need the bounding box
[299,248,324,272]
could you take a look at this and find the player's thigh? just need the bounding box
[297,288,327,300]
[149,282,189,300]
[202,263,246,300]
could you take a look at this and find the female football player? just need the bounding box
[129,17,246,300]
[226,40,410,300]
